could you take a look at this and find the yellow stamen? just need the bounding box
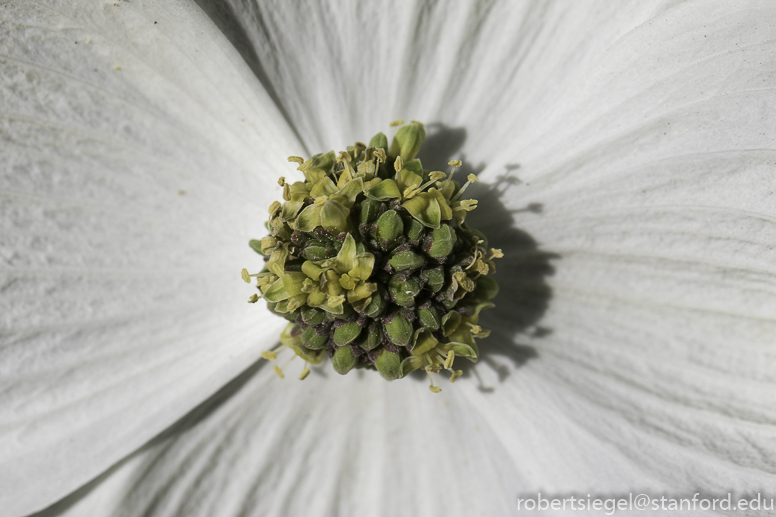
[444,350,455,370]
[450,370,463,383]
[443,160,462,189]
[394,156,403,172]
[262,351,277,361]
[282,183,291,201]
[288,156,304,164]
[490,248,504,259]
[417,171,447,192]
[273,365,285,379]
[451,173,479,202]
[299,366,310,380]
[429,385,442,393]
[298,158,312,171]
[453,199,478,212]
[268,200,282,216]
[389,119,404,127]
[337,150,351,163]
[248,294,259,303]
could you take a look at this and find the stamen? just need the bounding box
[298,158,312,172]
[278,176,286,186]
[443,160,462,189]
[273,365,285,379]
[451,173,479,202]
[282,183,291,201]
[417,171,447,192]
[427,369,442,393]
[261,343,284,361]
[453,199,478,212]
[444,350,455,370]
[288,156,304,164]
[299,365,311,380]
[389,119,404,127]
[248,294,260,303]
[489,248,504,259]
[241,268,262,283]
[268,201,282,216]
[394,156,403,172]
[449,370,463,383]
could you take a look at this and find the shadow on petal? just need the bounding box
[419,124,559,392]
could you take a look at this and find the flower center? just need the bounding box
[242,121,501,393]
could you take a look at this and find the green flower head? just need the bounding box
[242,121,501,393]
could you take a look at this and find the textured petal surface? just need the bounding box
[20,0,776,516]
[0,1,299,514]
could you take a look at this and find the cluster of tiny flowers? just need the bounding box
[242,121,501,392]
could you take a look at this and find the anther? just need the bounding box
[273,365,285,379]
[452,173,479,201]
[299,366,311,380]
[390,119,404,127]
[394,156,403,172]
[449,370,463,383]
[248,294,259,303]
[241,268,261,283]
[453,199,478,212]
[278,176,286,186]
[268,201,282,216]
[288,156,304,164]
[444,350,455,370]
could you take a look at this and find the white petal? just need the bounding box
[466,0,776,495]
[33,368,527,517]
[0,1,300,514]
[27,1,776,515]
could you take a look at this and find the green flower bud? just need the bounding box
[405,218,425,244]
[384,313,413,347]
[389,250,424,271]
[376,210,404,247]
[333,321,362,346]
[389,122,426,161]
[417,306,441,330]
[249,239,263,254]
[320,200,350,233]
[428,225,457,258]
[301,326,328,350]
[302,240,335,261]
[375,350,403,380]
[369,132,389,151]
[359,199,382,224]
[300,306,325,326]
[389,275,421,307]
[359,321,382,351]
[361,285,387,318]
[332,345,358,375]
[420,266,445,293]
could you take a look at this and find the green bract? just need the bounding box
[242,122,501,392]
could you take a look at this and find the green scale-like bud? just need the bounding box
[242,122,502,392]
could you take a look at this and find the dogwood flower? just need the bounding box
[2,1,775,516]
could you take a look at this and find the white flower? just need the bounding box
[2,1,775,516]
